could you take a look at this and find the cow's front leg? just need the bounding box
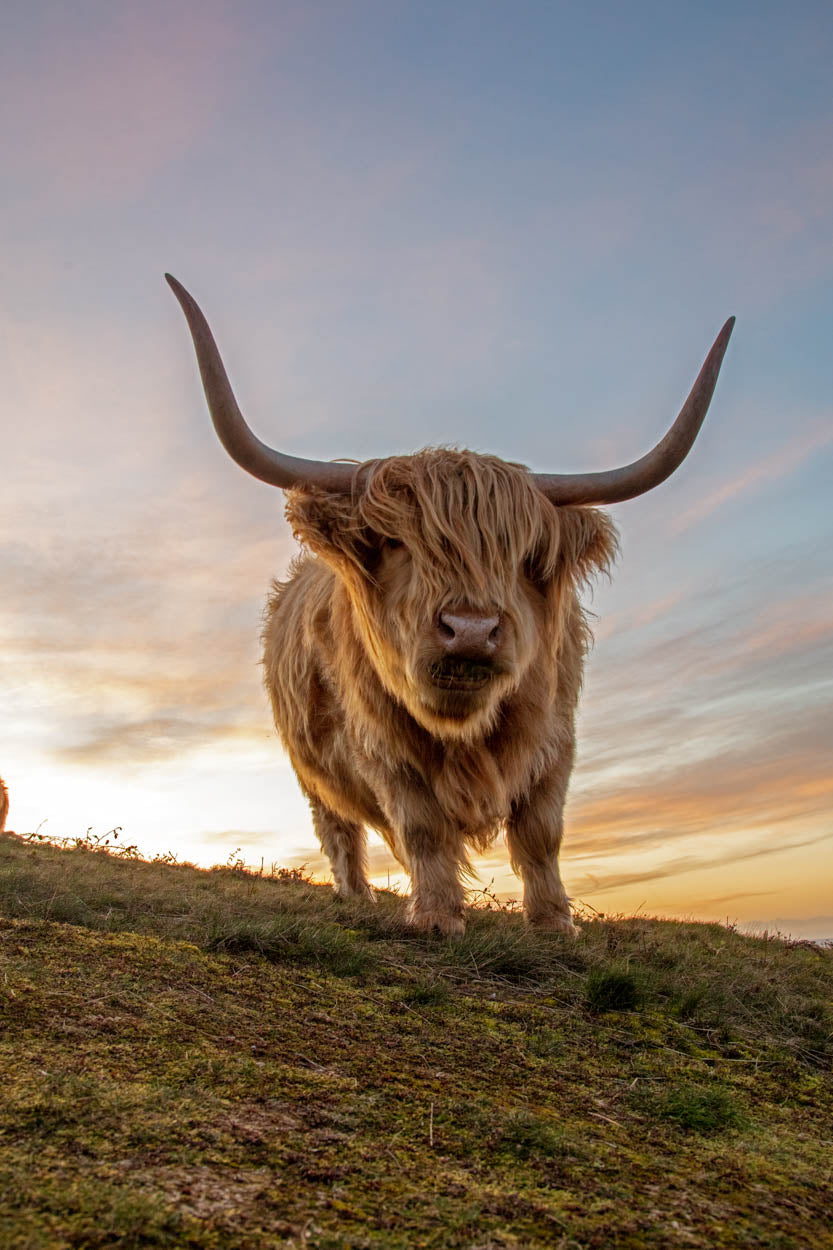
[377,775,466,936]
[506,775,577,936]
[401,826,466,937]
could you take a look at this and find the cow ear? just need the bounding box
[285,488,376,571]
[557,505,619,583]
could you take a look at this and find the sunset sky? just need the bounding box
[2,1,831,938]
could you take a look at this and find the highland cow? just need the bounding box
[0,777,8,832]
[168,275,733,936]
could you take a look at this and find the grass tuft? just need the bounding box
[206,915,374,977]
[398,979,451,1007]
[655,1083,746,1134]
[585,966,642,1012]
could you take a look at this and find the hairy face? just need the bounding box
[287,450,616,740]
[369,534,546,735]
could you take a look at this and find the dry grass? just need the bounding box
[1,830,831,1248]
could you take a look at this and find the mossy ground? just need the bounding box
[1,833,831,1248]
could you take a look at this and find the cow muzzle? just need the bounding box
[429,608,503,690]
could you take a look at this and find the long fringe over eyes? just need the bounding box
[356,449,569,603]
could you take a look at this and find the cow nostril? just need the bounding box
[437,615,456,640]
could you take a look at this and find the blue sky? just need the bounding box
[1,0,831,935]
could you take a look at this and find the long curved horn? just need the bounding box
[166,275,357,491]
[532,317,735,505]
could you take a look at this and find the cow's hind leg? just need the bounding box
[506,775,577,936]
[310,800,374,901]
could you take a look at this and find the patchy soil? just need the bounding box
[0,834,831,1248]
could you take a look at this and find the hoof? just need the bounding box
[335,883,376,903]
[406,901,466,938]
[526,911,578,937]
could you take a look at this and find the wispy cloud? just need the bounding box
[56,718,270,768]
[568,830,833,898]
[669,422,833,535]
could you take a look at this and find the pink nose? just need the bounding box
[437,608,501,660]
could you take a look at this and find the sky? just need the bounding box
[1,0,831,938]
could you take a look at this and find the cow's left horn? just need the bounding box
[532,317,735,505]
[166,275,357,491]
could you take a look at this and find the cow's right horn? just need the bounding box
[166,275,357,492]
[531,317,735,505]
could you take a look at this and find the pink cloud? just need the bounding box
[594,589,686,643]
[2,2,247,204]
[669,421,833,535]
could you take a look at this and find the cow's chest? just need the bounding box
[430,743,509,834]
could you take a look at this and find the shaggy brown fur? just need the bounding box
[263,448,617,936]
[0,778,8,833]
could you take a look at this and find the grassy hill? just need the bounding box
[0,832,831,1249]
